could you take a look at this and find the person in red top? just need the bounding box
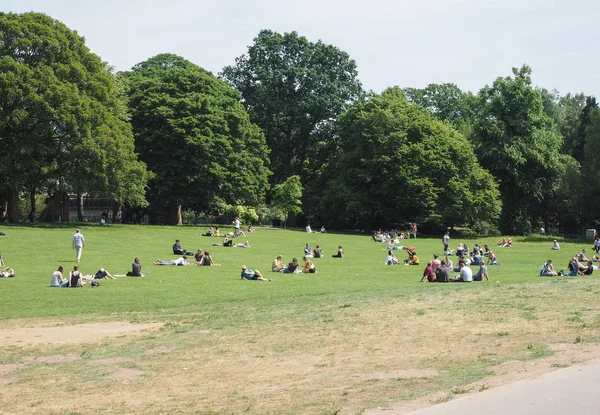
[420,261,436,282]
[412,223,418,239]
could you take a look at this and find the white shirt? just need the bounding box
[173,257,187,266]
[73,233,85,248]
[234,219,240,229]
[460,266,473,282]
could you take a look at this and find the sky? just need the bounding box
[4,0,600,97]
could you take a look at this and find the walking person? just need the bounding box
[72,228,85,263]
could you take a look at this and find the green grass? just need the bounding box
[0,224,595,319]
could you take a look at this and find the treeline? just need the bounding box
[1,12,598,234]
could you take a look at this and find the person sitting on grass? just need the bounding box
[194,250,205,265]
[386,250,399,265]
[247,224,256,233]
[582,260,594,275]
[451,260,473,282]
[302,257,317,273]
[471,251,483,266]
[126,258,146,277]
[173,240,186,255]
[445,255,454,270]
[314,245,324,258]
[223,236,233,247]
[435,260,451,282]
[539,259,558,276]
[214,227,222,237]
[487,251,500,265]
[431,254,441,271]
[284,257,301,273]
[272,255,286,272]
[404,251,420,265]
[240,265,271,281]
[304,243,314,258]
[578,249,590,262]
[68,265,85,287]
[567,257,583,276]
[473,262,489,281]
[551,240,560,250]
[420,261,436,282]
[155,256,189,266]
[202,251,219,266]
[332,245,343,258]
[204,227,214,236]
[50,266,67,287]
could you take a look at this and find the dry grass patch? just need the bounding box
[1,279,600,414]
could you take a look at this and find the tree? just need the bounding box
[317,88,501,231]
[580,107,600,225]
[271,175,303,229]
[124,54,271,225]
[472,65,571,235]
[0,12,149,222]
[221,30,363,183]
[404,83,476,131]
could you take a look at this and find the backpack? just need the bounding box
[91,281,100,287]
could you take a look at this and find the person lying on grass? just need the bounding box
[155,256,190,266]
[233,240,250,248]
[87,268,116,280]
[240,265,271,281]
[0,266,15,278]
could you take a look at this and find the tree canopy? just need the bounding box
[124,53,271,224]
[0,12,149,221]
[221,30,363,183]
[473,65,571,234]
[316,88,501,230]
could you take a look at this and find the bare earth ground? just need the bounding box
[1,281,600,414]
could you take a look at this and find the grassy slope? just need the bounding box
[0,224,591,319]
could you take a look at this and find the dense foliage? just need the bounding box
[1,13,598,234]
[0,12,149,221]
[124,54,271,225]
[313,88,501,230]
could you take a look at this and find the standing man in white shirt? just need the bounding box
[442,231,450,250]
[72,228,85,263]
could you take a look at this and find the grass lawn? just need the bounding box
[1,224,599,414]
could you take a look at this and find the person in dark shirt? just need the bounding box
[127,258,146,277]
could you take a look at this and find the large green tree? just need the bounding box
[473,65,570,234]
[0,12,149,221]
[404,83,476,131]
[317,88,500,230]
[124,54,271,225]
[221,30,363,183]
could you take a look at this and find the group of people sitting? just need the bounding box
[50,265,116,287]
[303,243,343,258]
[420,258,489,282]
[497,238,513,247]
[156,249,220,266]
[541,248,596,276]
[373,230,411,243]
[271,255,316,274]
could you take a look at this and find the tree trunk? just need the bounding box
[113,202,122,223]
[29,187,36,222]
[62,192,70,222]
[77,192,84,222]
[168,204,182,225]
[7,188,20,223]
